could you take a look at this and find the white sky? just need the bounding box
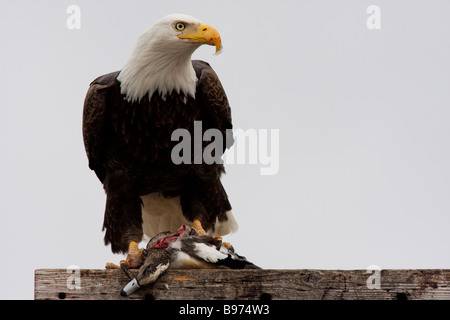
[1,0,449,299]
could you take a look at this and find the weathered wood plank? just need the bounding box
[34,269,450,300]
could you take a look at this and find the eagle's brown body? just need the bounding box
[83,60,233,253]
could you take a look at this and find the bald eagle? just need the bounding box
[83,14,237,264]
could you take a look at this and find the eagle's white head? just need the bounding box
[117,14,222,103]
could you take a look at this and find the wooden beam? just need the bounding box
[34,269,450,300]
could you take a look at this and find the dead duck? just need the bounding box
[120,223,259,296]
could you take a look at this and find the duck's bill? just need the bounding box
[120,278,141,297]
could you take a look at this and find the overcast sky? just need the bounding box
[1,0,449,299]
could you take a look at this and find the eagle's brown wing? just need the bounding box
[82,71,120,183]
[194,60,234,152]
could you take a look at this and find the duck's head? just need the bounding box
[120,247,171,297]
[120,225,187,297]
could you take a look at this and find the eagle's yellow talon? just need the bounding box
[124,241,145,269]
[212,236,223,250]
[105,262,121,269]
[106,241,144,276]
[190,221,234,251]
[119,259,129,268]
[191,219,207,236]
[212,236,222,243]
[222,242,233,250]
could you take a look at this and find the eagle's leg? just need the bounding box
[190,219,234,251]
[105,241,144,273]
[190,219,208,236]
[117,241,145,281]
[120,241,145,269]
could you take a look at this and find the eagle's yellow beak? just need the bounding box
[178,24,222,54]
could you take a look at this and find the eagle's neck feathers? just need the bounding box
[117,26,200,103]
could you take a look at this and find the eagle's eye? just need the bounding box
[175,22,186,31]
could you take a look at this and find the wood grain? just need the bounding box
[34,269,450,300]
